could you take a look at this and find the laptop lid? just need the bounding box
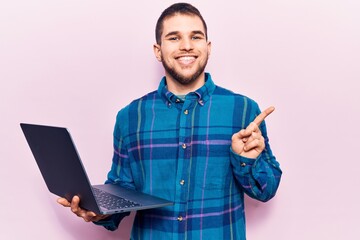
[20,123,173,214]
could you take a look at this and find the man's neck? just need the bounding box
[165,73,206,95]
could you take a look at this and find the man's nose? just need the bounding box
[179,38,193,51]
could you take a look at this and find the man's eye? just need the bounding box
[192,36,202,40]
[169,37,179,41]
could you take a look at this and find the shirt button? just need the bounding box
[241,162,246,167]
[182,143,187,149]
[180,180,185,185]
[177,216,183,222]
[176,99,181,103]
[184,109,189,115]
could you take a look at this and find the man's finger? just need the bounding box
[253,106,275,126]
[71,196,81,213]
[57,198,71,207]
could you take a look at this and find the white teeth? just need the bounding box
[178,56,195,60]
[177,56,196,64]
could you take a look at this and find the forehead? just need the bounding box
[162,14,205,36]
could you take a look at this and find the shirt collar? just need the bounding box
[157,72,216,106]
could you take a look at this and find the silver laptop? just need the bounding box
[20,123,173,215]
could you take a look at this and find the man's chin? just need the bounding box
[174,73,203,85]
[162,61,206,86]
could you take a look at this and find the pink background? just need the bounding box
[1,0,360,239]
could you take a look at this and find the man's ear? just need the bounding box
[207,41,212,57]
[153,44,162,62]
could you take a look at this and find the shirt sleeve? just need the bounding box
[94,110,135,231]
[106,109,136,189]
[230,106,282,202]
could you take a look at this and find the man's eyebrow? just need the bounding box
[164,30,206,38]
[192,30,205,36]
[164,31,180,38]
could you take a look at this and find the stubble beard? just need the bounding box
[161,55,208,86]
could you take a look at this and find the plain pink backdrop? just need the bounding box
[1,0,359,239]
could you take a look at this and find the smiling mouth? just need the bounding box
[176,56,197,65]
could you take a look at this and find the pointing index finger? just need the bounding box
[253,106,275,126]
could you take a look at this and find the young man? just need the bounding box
[58,3,282,239]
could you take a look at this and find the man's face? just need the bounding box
[154,14,211,86]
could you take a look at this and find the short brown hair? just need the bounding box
[155,3,208,44]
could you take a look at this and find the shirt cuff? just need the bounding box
[93,212,131,231]
[230,147,258,168]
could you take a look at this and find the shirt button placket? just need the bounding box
[175,100,192,232]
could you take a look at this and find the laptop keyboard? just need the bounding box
[93,187,141,210]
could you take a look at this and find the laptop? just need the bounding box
[20,123,173,215]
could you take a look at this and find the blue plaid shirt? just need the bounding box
[96,73,282,239]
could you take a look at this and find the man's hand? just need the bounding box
[231,106,275,159]
[57,196,110,222]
